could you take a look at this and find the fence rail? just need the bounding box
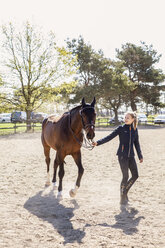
[0,120,42,135]
[0,117,164,135]
[96,117,159,127]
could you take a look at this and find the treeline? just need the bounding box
[0,22,165,129]
[66,37,165,119]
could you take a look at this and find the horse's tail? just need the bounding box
[42,118,48,130]
[41,118,48,147]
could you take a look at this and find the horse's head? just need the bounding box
[80,97,96,140]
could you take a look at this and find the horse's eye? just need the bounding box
[81,112,87,119]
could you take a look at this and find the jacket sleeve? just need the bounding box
[97,126,121,146]
[134,129,143,160]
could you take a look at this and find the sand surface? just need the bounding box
[0,127,165,248]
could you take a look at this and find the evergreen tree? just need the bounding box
[116,42,165,111]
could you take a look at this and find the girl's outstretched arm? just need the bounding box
[93,126,121,146]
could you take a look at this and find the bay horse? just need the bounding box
[41,97,96,198]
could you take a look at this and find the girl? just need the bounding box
[92,112,143,205]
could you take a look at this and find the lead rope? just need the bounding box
[68,113,94,150]
[81,130,95,150]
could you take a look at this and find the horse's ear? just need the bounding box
[91,97,96,107]
[82,97,86,107]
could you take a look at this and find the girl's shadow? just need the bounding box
[24,189,85,245]
[97,204,145,235]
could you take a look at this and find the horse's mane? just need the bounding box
[69,105,82,114]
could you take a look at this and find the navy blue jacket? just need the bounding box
[97,124,143,160]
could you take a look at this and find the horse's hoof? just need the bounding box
[69,189,76,198]
[57,191,63,200]
[45,181,50,187]
[53,182,57,189]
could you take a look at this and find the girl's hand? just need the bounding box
[92,141,97,146]
[140,158,143,163]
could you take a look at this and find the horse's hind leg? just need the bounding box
[43,146,51,186]
[52,155,59,188]
[70,151,84,197]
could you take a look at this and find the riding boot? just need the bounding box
[126,179,134,192]
[120,184,128,205]
[125,194,129,203]
[125,179,134,202]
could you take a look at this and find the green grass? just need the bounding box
[0,122,42,135]
[96,117,112,127]
[147,115,157,124]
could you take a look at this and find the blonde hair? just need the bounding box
[125,111,138,130]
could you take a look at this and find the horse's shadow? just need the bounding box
[97,204,145,235]
[24,189,85,245]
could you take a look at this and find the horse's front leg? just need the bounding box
[57,162,65,198]
[70,151,84,197]
[53,152,65,199]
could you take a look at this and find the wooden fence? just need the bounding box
[0,117,164,135]
[96,117,157,127]
[0,121,42,135]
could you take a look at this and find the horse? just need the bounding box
[41,97,96,198]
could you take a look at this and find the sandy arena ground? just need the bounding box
[0,127,165,248]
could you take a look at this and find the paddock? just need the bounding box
[0,127,165,248]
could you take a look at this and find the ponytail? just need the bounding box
[133,112,138,130]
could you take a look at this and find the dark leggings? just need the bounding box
[118,156,139,193]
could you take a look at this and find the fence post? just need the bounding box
[14,122,17,134]
[152,116,154,125]
[32,120,34,132]
[107,118,109,126]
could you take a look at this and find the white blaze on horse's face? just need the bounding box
[81,109,96,140]
[86,125,95,140]
[81,97,96,140]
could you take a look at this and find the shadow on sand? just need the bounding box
[24,189,85,245]
[97,204,145,235]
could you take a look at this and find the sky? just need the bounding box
[0,0,165,72]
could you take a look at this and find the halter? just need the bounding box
[79,106,95,130]
[69,106,95,150]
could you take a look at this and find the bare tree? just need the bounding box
[1,22,76,130]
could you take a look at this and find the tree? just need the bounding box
[0,78,7,112]
[67,37,132,122]
[116,42,165,111]
[1,22,76,130]
[98,61,133,123]
[66,37,112,104]
[67,36,97,86]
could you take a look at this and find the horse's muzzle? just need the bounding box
[86,128,95,140]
